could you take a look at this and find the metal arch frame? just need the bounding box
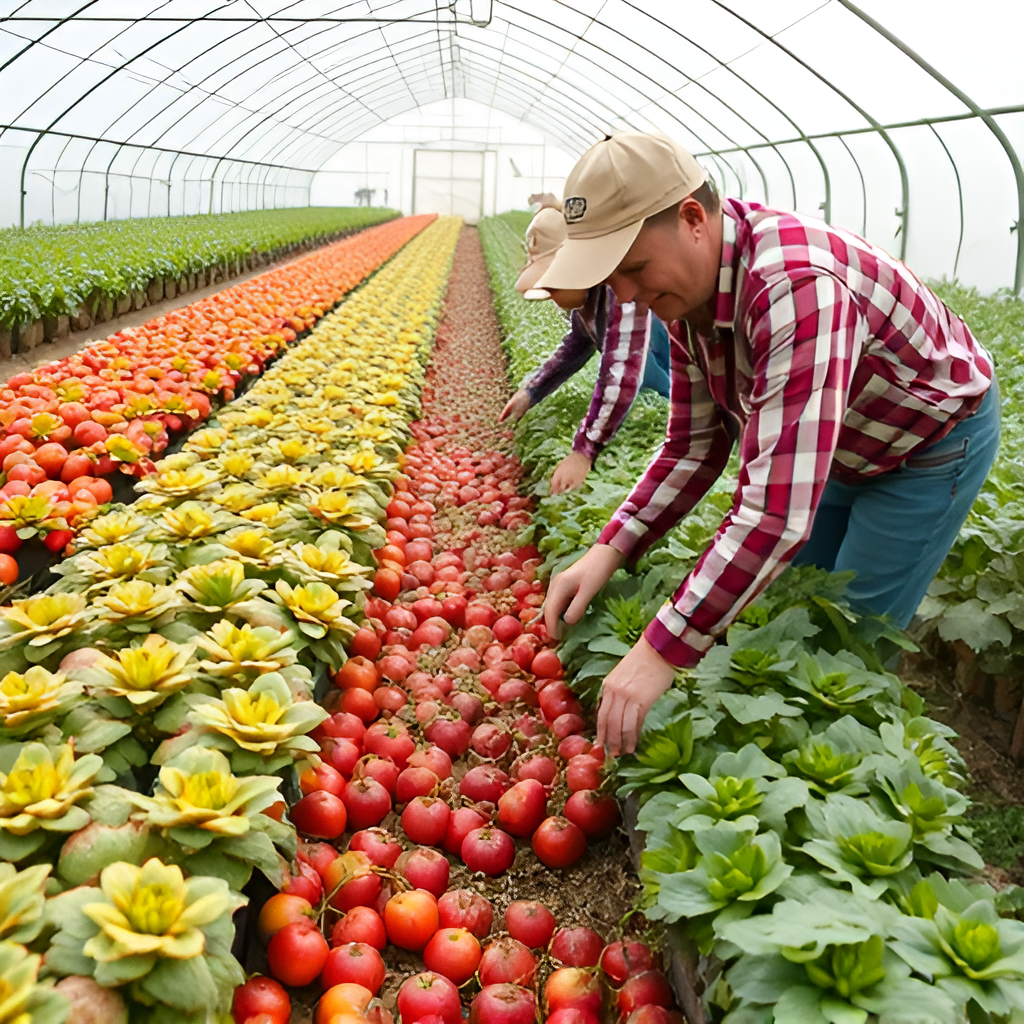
[0,0,1019,292]
[496,1,776,204]
[927,124,965,279]
[705,0,907,257]
[836,0,1024,291]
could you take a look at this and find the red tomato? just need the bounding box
[73,420,107,446]
[0,527,21,555]
[350,627,382,660]
[289,791,347,839]
[373,567,401,601]
[299,762,346,798]
[437,888,493,939]
[334,656,379,693]
[550,927,605,967]
[266,922,328,987]
[232,976,291,1024]
[461,826,515,877]
[397,972,461,1024]
[505,901,556,950]
[469,984,537,1024]
[532,817,587,870]
[479,937,537,987]
[331,906,388,951]
[33,442,68,478]
[423,927,482,985]
[496,779,547,838]
[42,529,74,554]
[342,777,391,830]
[321,942,386,994]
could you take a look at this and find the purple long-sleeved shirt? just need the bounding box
[523,286,654,461]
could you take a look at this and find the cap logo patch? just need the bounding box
[564,196,587,222]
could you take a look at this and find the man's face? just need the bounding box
[605,199,721,322]
[547,288,589,311]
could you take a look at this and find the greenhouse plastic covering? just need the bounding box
[2,0,1022,292]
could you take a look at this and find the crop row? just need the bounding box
[0,215,434,595]
[479,213,1024,1024]
[0,215,457,1022]
[0,206,399,337]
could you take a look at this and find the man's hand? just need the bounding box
[597,636,676,756]
[498,389,531,423]
[543,544,625,640]
[550,452,593,494]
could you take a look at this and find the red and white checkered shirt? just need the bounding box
[597,198,994,668]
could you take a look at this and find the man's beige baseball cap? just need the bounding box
[533,133,706,291]
[514,206,567,300]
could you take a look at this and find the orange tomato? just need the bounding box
[384,889,439,951]
[257,893,314,943]
[0,554,17,586]
[315,984,373,1024]
[372,568,401,601]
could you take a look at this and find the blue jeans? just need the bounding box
[641,317,671,398]
[792,380,1001,627]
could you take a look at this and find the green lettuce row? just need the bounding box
[0,206,399,329]
[480,213,1024,1024]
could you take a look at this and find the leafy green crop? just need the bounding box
[0,207,398,328]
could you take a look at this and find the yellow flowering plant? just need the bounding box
[0,593,94,667]
[0,940,68,1024]
[51,542,170,594]
[168,671,327,774]
[92,579,183,635]
[0,667,83,740]
[0,863,50,944]
[175,559,267,614]
[270,580,359,670]
[44,858,245,1017]
[72,635,196,714]
[0,742,103,862]
[194,620,298,685]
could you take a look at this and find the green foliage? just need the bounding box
[964,804,1024,871]
[0,206,398,328]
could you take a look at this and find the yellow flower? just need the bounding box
[239,502,285,525]
[72,542,167,588]
[94,579,182,624]
[0,593,90,651]
[0,668,81,734]
[309,465,368,491]
[218,451,255,478]
[188,673,326,757]
[0,864,50,943]
[220,527,277,564]
[160,502,218,539]
[256,464,310,492]
[0,940,67,1024]
[273,581,358,639]
[195,620,297,681]
[128,748,280,837]
[137,465,221,501]
[340,449,384,474]
[186,428,229,455]
[212,482,262,512]
[81,859,239,963]
[78,512,145,548]
[287,543,369,591]
[77,635,195,711]
[0,743,101,836]
[178,559,266,612]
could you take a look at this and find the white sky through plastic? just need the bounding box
[1,0,1021,290]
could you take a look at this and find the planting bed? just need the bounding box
[2,213,1024,1024]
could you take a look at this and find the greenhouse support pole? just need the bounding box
[837,0,1024,292]
[19,132,43,228]
[209,156,227,214]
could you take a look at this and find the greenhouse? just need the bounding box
[1,3,1023,1023]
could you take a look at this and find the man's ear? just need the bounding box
[680,197,707,234]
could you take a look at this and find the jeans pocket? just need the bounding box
[904,436,969,470]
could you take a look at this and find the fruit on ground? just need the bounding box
[321,942,387,994]
[600,941,656,984]
[232,976,291,1024]
[544,968,603,1016]
[468,984,537,1024]
[384,888,440,951]
[504,900,556,950]
[266,921,329,987]
[257,893,314,943]
[478,936,536,987]
[397,972,461,1024]
[423,927,483,985]
[532,816,587,869]
[550,927,605,967]
[437,888,494,938]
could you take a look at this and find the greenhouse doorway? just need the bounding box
[413,149,485,223]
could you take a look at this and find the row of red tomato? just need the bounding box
[234,450,679,1024]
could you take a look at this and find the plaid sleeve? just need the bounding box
[524,311,596,406]
[644,273,865,667]
[596,324,732,560]
[572,301,651,461]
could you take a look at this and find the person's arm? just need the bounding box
[544,331,732,629]
[522,309,596,406]
[596,273,865,755]
[643,273,863,667]
[595,324,734,565]
[570,299,652,462]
